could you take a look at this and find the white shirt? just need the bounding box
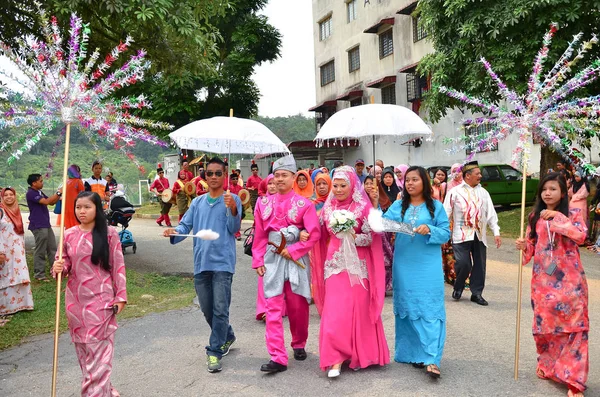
[443,182,500,247]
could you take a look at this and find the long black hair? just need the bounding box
[434,167,448,183]
[75,191,110,271]
[400,166,436,220]
[528,172,569,242]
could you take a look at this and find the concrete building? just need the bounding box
[309,0,546,172]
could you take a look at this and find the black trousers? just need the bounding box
[452,235,487,295]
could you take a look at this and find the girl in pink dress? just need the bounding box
[516,173,588,397]
[568,171,590,226]
[53,191,127,397]
[313,166,389,378]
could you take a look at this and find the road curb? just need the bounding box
[133,213,254,225]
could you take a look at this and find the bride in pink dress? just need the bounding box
[313,166,389,378]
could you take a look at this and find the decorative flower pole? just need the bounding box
[437,23,600,380]
[0,9,172,396]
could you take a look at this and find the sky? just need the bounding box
[252,1,316,118]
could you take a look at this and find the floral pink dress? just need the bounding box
[521,209,588,393]
[0,211,33,315]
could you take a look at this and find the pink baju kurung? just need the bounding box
[252,189,321,366]
[314,166,389,371]
[521,209,589,393]
[58,226,127,397]
[569,184,589,225]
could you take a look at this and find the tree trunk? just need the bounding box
[539,145,563,176]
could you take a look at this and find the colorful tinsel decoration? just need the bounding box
[439,23,600,177]
[0,6,173,173]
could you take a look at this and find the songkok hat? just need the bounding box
[272,155,297,174]
[463,160,479,173]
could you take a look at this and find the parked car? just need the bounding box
[426,164,539,206]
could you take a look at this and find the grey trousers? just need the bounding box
[452,235,487,296]
[31,227,57,278]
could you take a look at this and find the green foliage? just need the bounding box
[254,114,316,144]
[0,126,172,203]
[0,261,195,351]
[418,0,600,124]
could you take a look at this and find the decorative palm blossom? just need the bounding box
[439,23,600,177]
[0,7,173,174]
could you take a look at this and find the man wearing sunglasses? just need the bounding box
[163,157,241,373]
[251,154,321,373]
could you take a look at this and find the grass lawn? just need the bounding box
[0,261,195,351]
[496,205,533,239]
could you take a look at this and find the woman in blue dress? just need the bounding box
[383,166,450,378]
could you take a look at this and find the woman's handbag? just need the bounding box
[243,226,255,257]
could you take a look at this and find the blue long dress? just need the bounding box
[383,200,450,366]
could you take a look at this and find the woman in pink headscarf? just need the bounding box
[446,163,463,192]
[395,164,409,189]
[255,174,274,320]
[313,166,389,378]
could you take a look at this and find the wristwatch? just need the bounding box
[56,191,62,197]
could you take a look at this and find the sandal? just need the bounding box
[426,364,441,379]
[412,362,425,369]
[0,315,12,327]
[536,367,547,379]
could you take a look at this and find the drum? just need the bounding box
[161,188,176,204]
[238,189,250,206]
[184,181,196,196]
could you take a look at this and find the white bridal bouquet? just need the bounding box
[329,209,358,234]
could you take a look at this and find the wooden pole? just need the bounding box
[514,161,528,380]
[51,122,72,396]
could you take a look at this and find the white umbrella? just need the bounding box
[314,104,432,163]
[169,116,290,155]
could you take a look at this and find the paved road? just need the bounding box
[3,215,599,396]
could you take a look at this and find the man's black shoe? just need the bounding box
[260,360,287,373]
[293,348,307,361]
[452,290,462,300]
[471,294,489,306]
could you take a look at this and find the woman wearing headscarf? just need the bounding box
[382,167,402,204]
[313,166,389,378]
[64,164,86,229]
[255,174,275,321]
[446,163,463,192]
[395,164,409,189]
[312,172,332,213]
[293,170,314,199]
[568,171,590,225]
[0,187,34,323]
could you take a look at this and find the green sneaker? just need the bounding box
[221,336,236,356]
[207,355,222,373]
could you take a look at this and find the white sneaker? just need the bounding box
[328,368,341,378]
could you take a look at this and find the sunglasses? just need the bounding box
[206,171,224,177]
[158,172,164,174]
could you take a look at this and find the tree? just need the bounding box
[1,0,231,75]
[418,0,600,173]
[140,0,282,133]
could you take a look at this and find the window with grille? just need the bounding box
[319,17,332,41]
[406,73,428,102]
[320,61,335,86]
[381,84,396,105]
[413,15,428,42]
[379,29,393,58]
[348,46,360,72]
[347,0,357,22]
[464,123,498,154]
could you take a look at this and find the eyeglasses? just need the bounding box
[206,171,224,177]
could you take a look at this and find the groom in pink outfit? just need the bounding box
[252,155,321,373]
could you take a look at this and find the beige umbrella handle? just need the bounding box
[51,123,72,397]
[514,162,528,380]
